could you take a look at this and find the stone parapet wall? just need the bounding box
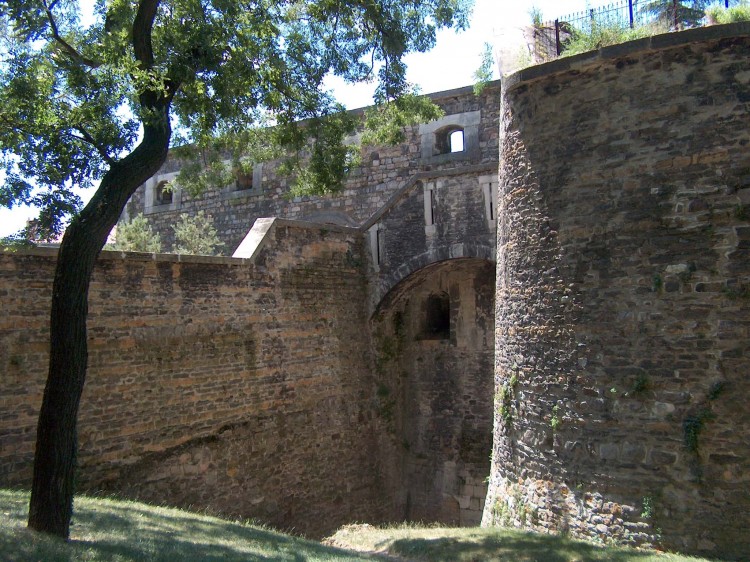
[0,222,388,537]
[484,23,750,560]
[363,164,497,314]
[126,83,502,254]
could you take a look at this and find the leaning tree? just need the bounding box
[0,0,472,539]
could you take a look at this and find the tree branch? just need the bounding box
[42,0,101,68]
[0,114,115,167]
[133,0,161,68]
[71,126,116,166]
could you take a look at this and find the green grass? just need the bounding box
[561,21,667,57]
[326,523,719,562]
[0,489,379,561]
[1,490,720,561]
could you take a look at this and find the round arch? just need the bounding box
[372,243,495,315]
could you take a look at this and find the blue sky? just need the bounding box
[0,0,584,237]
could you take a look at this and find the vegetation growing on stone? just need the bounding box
[561,20,665,57]
[0,0,474,540]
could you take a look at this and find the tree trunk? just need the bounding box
[27,113,171,539]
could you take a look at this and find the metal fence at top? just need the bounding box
[533,0,737,61]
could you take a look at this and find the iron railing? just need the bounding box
[533,0,738,61]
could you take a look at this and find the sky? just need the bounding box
[0,0,584,237]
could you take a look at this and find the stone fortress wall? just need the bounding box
[1,84,501,534]
[1,23,749,559]
[483,23,750,560]
[125,83,502,260]
[0,225,393,537]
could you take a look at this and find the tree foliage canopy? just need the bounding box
[1,0,472,237]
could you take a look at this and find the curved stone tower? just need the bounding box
[483,23,750,560]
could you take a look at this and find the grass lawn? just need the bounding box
[0,489,378,561]
[326,524,719,562]
[1,489,720,561]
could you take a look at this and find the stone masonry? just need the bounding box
[1,84,501,536]
[483,23,750,560]
[0,224,391,537]
[125,83,502,265]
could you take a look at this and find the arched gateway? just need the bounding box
[370,257,495,526]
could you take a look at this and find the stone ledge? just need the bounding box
[1,246,253,266]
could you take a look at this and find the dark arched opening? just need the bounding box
[370,258,495,527]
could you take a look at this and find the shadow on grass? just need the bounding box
[1,490,380,562]
[388,532,668,562]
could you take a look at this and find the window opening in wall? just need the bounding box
[481,179,497,227]
[435,126,465,155]
[426,188,435,225]
[487,185,494,220]
[449,129,464,152]
[423,291,450,339]
[155,180,173,205]
[236,170,253,191]
[376,228,382,265]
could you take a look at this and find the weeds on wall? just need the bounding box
[472,43,495,95]
[682,381,726,457]
[611,373,651,399]
[707,380,727,400]
[491,483,538,528]
[630,373,650,395]
[496,371,519,425]
[641,495,655,519]
[723,283,750,301]
[652,273,663,293]
[734,204,749,221]
[345,247,363,268]
[376,383,396,428]
[683,409,713,453]
[550,404,562,431]
[372,311,408,435]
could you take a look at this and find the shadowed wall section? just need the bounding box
[483,23,750,560]
[372,258,496,527]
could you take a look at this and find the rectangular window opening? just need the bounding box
[236,170,254,191]
[376,228,382,265]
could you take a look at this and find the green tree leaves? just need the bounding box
[108,213,161,252]
[173,210,223,255]
[2,0,475,540]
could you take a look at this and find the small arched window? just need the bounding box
[155,180,173,205]
[435,126,465,155]
[449,129,464,152]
